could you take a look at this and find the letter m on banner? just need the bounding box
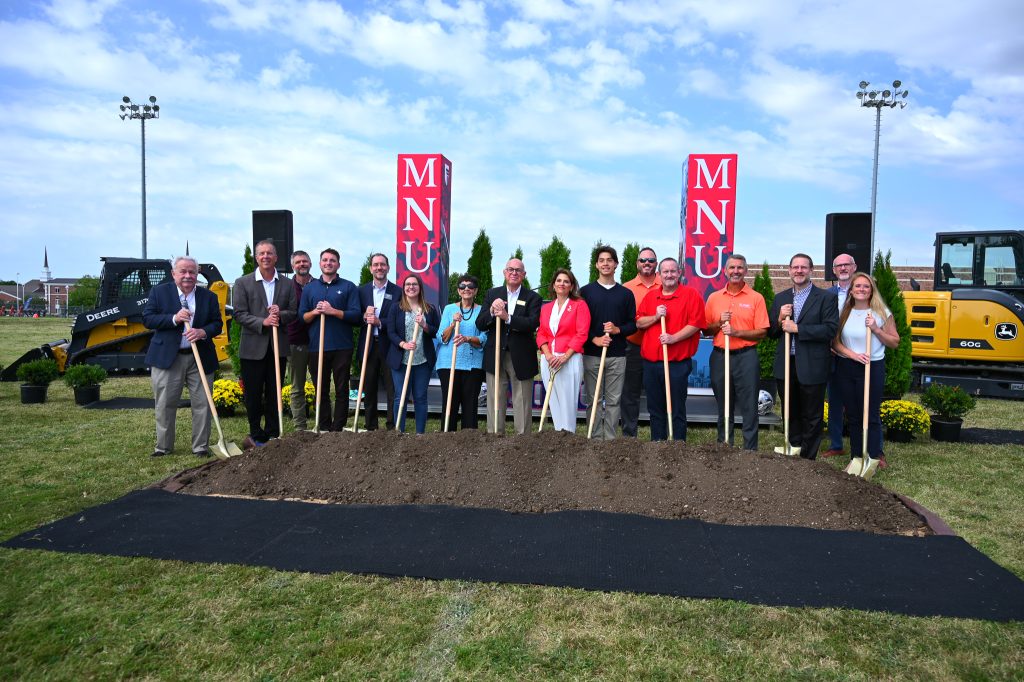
[679,154,737,301]
[396,154,452,311]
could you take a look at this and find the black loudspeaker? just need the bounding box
[252,210,294,273]
[824,213,872,280]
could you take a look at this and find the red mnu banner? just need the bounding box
[679,154,737,301]
[396,154,452,311]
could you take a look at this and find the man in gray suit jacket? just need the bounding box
[233,240,297,446]
[769,253,838,460]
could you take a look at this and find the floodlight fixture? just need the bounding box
[856,79,910,259]
[118,95,161,258]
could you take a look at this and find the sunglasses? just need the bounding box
[457,283,477,290]
[638,258,657,264]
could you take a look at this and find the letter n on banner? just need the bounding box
[396,154,452,311]
[678,154,737,301]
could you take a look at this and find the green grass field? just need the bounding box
[1,317,1022,680]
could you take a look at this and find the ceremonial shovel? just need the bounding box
[782,319,794,456]
[271,322,283,439]
[184,321,242,459]
[537,361,561,432]
[313,313,326,434]
[586,335,609,439]
[661,317,673,440]
[846,329,876,478]
[724,331,731,446]
[346,318,374,433]
[493,315,502,435]
[396,320,421,431]
[443,320,460,433]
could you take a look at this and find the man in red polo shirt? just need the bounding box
[635,257,705,441]
[705,254,770,450]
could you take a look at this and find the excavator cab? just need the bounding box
[908,230,1024,397]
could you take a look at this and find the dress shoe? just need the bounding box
[242,435,257,450]
[194,449,210,458]
[150,450,170,458]
[878,456,888,469]
[822,449,845,458]
[773,445,801,456]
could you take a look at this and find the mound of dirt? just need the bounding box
[171,430,928,536]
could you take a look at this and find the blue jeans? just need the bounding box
[392,363,431,434]
[827,371,845,451]
[643,358,691,441]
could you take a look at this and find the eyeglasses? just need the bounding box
[457,283,477,290]
[638,258,657,264]
[505,268,524,274]
[833,262,855,268]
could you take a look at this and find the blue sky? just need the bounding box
[2,0,1022,286]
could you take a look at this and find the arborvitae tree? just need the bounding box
[873,249,912,397]
[621,242,640,282]
[753,262,778,381]
[358,253,373,286]
[242,243,256,275]
[511,246,532,291]
[465,229,493,304]
[538,236,572,297]
[588,240,607,283]
[228,244,256,376]
[447,271,462,305]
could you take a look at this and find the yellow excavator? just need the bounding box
[1,257,231,380]
[906,230,1024,398]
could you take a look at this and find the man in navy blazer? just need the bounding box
[824,253,857,457]
[768,253,838,460]
[357,253,402,430]
[142,256,223,458]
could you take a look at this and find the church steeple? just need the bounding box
[41,247,52,282]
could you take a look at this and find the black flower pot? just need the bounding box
[886,427,914,443]
[73,384,101,406]
[20,384,48,404]
[930,417,963,442]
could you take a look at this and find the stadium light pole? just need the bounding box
[119,95,160,259]
[856,80,909,260]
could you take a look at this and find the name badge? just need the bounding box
[516,300,526,307]
[384,293,393,300]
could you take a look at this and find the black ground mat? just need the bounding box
[960,428,1024,446]
[4,489,1023,621]
[84,397,191,410]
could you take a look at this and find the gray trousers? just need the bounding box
[582,354,626,440]
[289,344,310,429]
[709,347,760,450]
[151,352,212,454]
[486,352,534,435]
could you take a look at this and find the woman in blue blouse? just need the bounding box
[385,274,440,434]
[436,274,488,430]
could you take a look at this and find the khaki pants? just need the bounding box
[151,352,212,454]
[581,354,626,439]
[486,353,534,434]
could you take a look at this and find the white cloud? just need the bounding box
[258,50,311,88]
[509,0,577,23]
[501,20,549,49]
[43,0,120,30]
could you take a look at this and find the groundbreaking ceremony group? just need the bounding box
[140,241,900,477]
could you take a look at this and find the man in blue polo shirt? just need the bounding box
[299,248,361,431]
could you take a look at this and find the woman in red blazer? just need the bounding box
[537,268,591,432]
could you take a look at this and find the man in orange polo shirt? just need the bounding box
[705,254,770,450]
[621,246,661,437]
[636,257,705,441]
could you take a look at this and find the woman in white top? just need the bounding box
[831,272,900,469]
